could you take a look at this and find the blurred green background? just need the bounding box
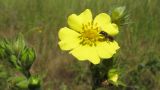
[0,0,160,90]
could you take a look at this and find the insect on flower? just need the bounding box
[99,31,114,42]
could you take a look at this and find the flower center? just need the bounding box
[80,22,101,46]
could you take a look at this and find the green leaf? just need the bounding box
[117,81,127,87]
[0,47,5,58]
[0,72,8,78]
[7,75,27,84]
[16,79,29,89]
[3,39,14,55]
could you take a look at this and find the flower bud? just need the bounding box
[8,75,28,89]
[13,33,26,54]
[0,39,13,56]
[10,55,22,71]
[28,75,41,88]
[29,76,40,85]
[4,40,14,55]
[108,68,119,86]
[111,6,126,21]
[10,55,18,64]
[20,48,36,70]
[111,6,128,26]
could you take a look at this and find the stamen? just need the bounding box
[85,25,88,29]
[88,22,91,26]
[80,22,101,46]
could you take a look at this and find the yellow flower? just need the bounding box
[58,9,120,64]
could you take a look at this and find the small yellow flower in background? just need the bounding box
[58,9,120,64]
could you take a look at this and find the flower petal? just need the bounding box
[94,13,111,27]
[103,23,119,36]
[96,41,120,59]
[111,41,120,50]
[79,9,92,24]
[94,13,119,36]
[68,9,92,32]
[70,45,100,64]
[59,27,80,40]
[58,27,81,50]
[59,40,80,50]
[68,14,83,32]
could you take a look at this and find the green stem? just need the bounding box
[90,58,113,90]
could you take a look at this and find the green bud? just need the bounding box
[29,75,41,86]
[0,39,11,57]
[20,48,36,69]
[10,55,22,71]
[7,75,29,88]
[111,6,126,20]
[10,55,18,65]
[13,33,26,54]
[108,68,119,86]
